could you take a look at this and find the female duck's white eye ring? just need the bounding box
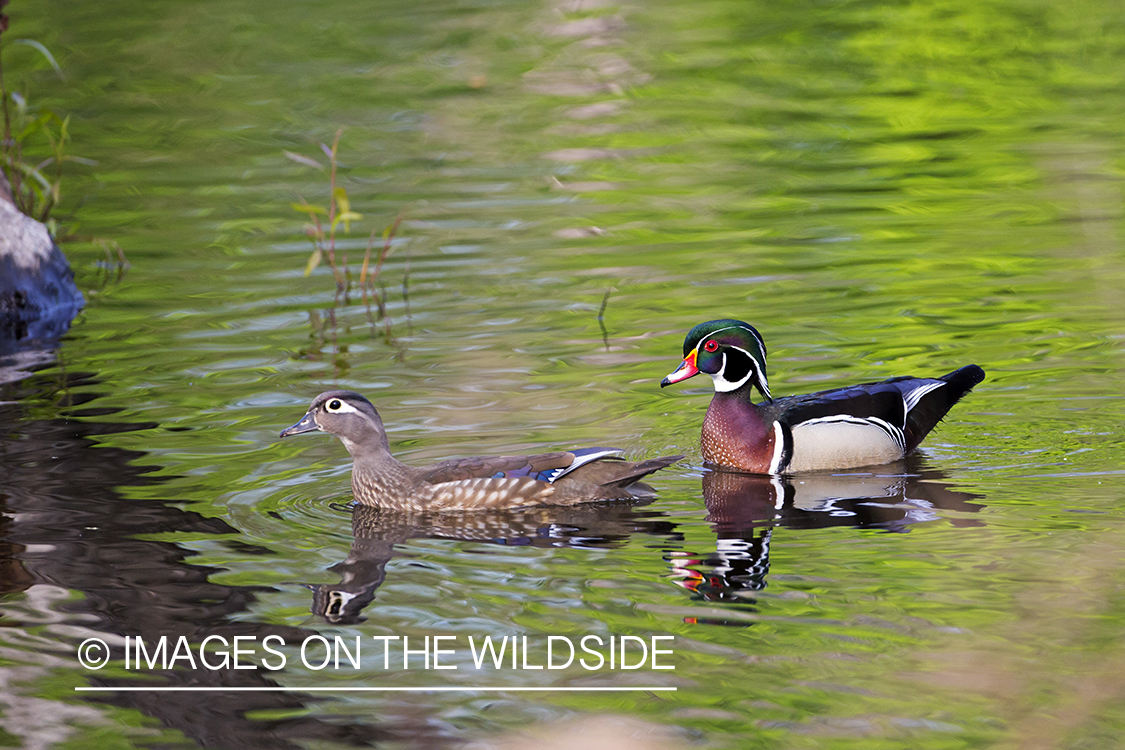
[327,399,343,411]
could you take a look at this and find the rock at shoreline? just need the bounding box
[0,172,85,355]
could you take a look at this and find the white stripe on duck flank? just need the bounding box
[551,448,624,482]
[902,381,945,413]
[795,414,906,452]
[769,421,787,474]
[786,415,906,471]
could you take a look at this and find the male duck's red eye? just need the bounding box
[703,340,719,352]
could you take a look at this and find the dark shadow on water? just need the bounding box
[311,502,683,625]
[0,370,390,749]
[669,457,985,606]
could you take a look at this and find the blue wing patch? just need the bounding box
[489,448,624,484]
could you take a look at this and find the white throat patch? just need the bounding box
[709,346,770,399]
[711,352,749,392]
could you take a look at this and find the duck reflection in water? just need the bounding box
[670,457,984,605]
[311,502,680,624]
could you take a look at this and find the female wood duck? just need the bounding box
[661,319,985,474]
[280,391,682,511]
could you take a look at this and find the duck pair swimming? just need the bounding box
[280,319,984,511]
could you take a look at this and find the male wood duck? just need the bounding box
[660,319,985,474]
[280,390,682,511]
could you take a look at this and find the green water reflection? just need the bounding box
[2,0,1123,747]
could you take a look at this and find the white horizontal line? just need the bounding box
[75,686,677,693]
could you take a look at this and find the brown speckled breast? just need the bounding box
[701,394,774,473]
[425,477,556,510]
[352,463,420,511]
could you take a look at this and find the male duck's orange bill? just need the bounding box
[660,349,699,387]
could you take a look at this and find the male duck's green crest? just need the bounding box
[661,319,985,475]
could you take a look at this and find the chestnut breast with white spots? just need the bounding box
[701,395,774,473]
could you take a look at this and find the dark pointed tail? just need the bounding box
[904,365,985,452]
[565,454,683,491]
[608,455,684,489]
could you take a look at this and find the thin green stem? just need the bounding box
[325,128,344,288]
[0,34,17,201]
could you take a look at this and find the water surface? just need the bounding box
[2,0,1124,747]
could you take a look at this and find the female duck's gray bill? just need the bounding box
[279,411,319,438]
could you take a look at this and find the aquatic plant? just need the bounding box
[287,130,410,361]
[288,130,405,298]
[0,11,75,234]
[289,129,362,289]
